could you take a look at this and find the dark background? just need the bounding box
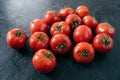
[0,0,120,80]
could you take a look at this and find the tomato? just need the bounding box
[30,19,48,34]
[92,33,114,53]
[65,14,81,29]
[73,42,95,64]
[73,25,93,43]
[29,32,49,51]
[44,11,61,25]
[58,7,74,20]
[32,49,56,73]
[83,15,98,29]
[96,22,115,38]
[50,21,71,36]
[6,28,27,50]
[50,34,72,54]
[76,5,90,18]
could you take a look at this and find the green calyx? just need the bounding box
[16,30,23,37]
[105,22,112,27]
[78,49,90,58]
[56,25,62,31]
[56,44,65,51]
[45,52,53,60]
[38,34,44,41]
[102,36,110,47]
[72,19,80,29]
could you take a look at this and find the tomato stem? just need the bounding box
[72,19,80,29]
[56,24,62,31]
[38,34,44,41]
[45,53,53,60]
[78,49,90,58]
[102,36,110,47]
[105,22,112,27]
[16,30,23,37]
[56,43,65,51]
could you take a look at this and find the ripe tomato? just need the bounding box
[92,33,114,53]
[83,15,98,29]
[96,22,115,38]
[29,32,49,51]
[6,28,27,49]
[50,21,71,36]
[76,5,90,18]
[32,49,56,73]
[73,25,93,43]
[50,34,72,54]
[44,11,61,25]
[30,19,48,34]
[73,42,95,64]
[58,7,74,20]
[65,14,81,29]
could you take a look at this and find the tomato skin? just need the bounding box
[65,14,81,29]
[32,49,56,73]
[30,19,48,34]
[83,15,98,29]
[6,28,27,49]
[44,11,61,25]
[58,7,74,20]
[50,34,72,54]
[96,22,115,38]
[73,25,93,43]
[73,42,95,64]
[29,32,49,51]
[92,33,114,53]
[76,5,90,18]
[50,21,71,36]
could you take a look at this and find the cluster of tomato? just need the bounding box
[6,5,115,73]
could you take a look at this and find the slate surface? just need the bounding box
[0,0,120,80]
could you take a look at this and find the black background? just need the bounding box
[0,0,120,80]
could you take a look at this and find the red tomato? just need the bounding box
[92,33,114,53]
[65,14,81,29]
[83,15,98,29]
[44,11,61,25]
[58,7,74,20]
[30,19,48,34]
[50,34,72,54]
[73,25,93,43]
[29,32,49,51]
[6,28,27,49]
[32,49,56,73]
[73,42,95,64]
[96,22,115,38]
[76,5,90,18]
[50,21,71,36]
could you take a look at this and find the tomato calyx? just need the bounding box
[56,43,65,51]
[105,22,112,27]
[56,24,62,31]
[72,19,80,29]
[16,30,23,37]
[41,52,53,61]
[78,49,90,58]
[102,36,110,47]
[38,34,44,41]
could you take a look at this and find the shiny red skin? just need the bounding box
[96,22,115,38]
[30,19,48,34]
[65,14,81,29]
[50,21,71,36]
[73,42,95,64]
[83,15,98,29]
[73,25,93,43]
[44,11,61,25]
[76,5,90,18]
[6,28,27,49]
[92,33,114,53]
[58,7,74,20]
[32,49,56,73]
[50,34,72,54]
[29,32,49,51]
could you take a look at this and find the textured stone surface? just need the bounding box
[0,0,120,80]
